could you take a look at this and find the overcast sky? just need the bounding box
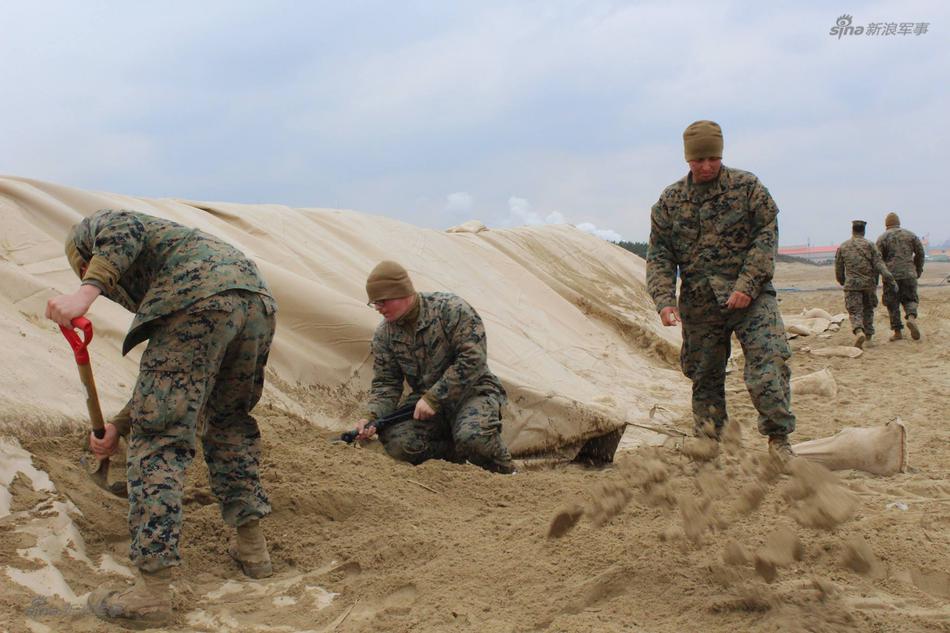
[1,1,946,246]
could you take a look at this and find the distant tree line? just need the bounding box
[614,239,824,266]
[775,253,825,266]
[614,240,648,258]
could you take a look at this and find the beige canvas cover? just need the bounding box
[0,176,687,457]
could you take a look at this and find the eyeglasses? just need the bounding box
[367,299,390,308]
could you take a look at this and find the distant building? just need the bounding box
[781,237,942,264]
[778,245,838,263]
[928,248,950,262]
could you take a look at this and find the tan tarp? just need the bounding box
[0,176,687,457]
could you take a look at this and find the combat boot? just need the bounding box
[889,329,903,342]
[88,566,173,629]
[768,434,795,464]
[230,519,273,578]
[906,316,920,340]
[852,328,866,349]
[485,458,517,474]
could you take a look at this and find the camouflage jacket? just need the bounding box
[71,210,275,354]
[366,292,505,420]
[876,227,925,280]
[646,165,779,322]
[834,236,894,290]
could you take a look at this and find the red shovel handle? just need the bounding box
[59,317,94,365]
[59,316,105,439]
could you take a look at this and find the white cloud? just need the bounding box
[504,197,565,226]
[501,196,623,241]
[576,222,623,242]
[444,191,474,215]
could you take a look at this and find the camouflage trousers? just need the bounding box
[127,290,275,572]
[844,289,878,335]
[680,292,795,438]
[882,278,919,330]
[377,392,513,472]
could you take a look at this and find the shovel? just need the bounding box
[59,316,127,498]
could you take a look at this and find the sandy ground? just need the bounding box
[2,262,949,633]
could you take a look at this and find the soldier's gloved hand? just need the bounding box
[355,419,377,441]
[659,306,681,326]
[414,398,436,420]
[89,423,120,459]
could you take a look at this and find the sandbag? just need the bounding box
[787,323,817,337]
[791,368,837,397]
[784,316,831,337]
[801,345,863,358]
[793,419,906,476]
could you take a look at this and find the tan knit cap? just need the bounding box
[885,212,900,228]
[366,261,415,303]
[683,120,724,161]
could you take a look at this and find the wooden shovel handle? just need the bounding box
[77,362,106,437]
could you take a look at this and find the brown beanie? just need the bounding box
[885,212,900,228]
[683,120,724,161]
[366,261,415,303]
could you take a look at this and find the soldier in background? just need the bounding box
[46,210,277,627]
[834,219,897,348]
[354,261,515,474]
[876,212,925,341]
[646,120,796,461]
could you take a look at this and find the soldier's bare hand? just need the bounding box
[659,306,681,326]
[355,419,376,441]
[414,398,436,420]
[89,423,119,458]
[45,285,101,327]
[724,291,751,310]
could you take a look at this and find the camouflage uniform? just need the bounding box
[69,210,276,572]
[647,165,795,438]
[834,236,894,336]
[876,227,925,331]
[366,292,513,472]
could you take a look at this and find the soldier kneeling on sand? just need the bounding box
[353,261,515,474]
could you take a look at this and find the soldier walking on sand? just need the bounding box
[353,261,515,474]
[876,212,925,341]
[646,120,796,461]
[46,210,277,628]
[834,219,897,348]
